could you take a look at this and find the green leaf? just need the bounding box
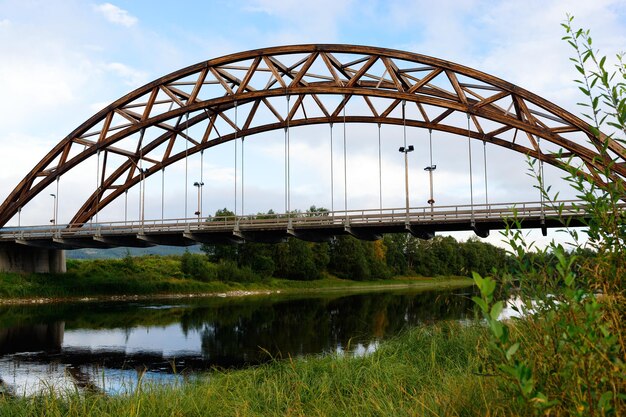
[505,342,520,360]
[489,320,504,340]
[499,364,517,378]
[490,301,504,321]
[592,96,600,109]
[472,271,483,288]
[472,296,489,313]
[599,391,613,409]
[521,378,535,395]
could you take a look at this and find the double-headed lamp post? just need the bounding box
[424,164,437,211]
[49,193,56,225]
[398,145,414,224]
[193,181,204,222]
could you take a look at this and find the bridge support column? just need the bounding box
[0,243,66,274]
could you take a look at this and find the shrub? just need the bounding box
[216,261,261,283]
[180,251,216,282]
[473,18,626,416]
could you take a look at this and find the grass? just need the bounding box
[0,321,516,417]
[0,255,473,301]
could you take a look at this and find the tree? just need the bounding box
[201,208,238,263]
[382,234,409,275]
[328,236,390,280]
[329,236,371,280]
[238,242,275,278]
[272,238,321,280]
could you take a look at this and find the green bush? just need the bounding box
[180,251,216,282]
[249,255,275,278]
[473,18,626,416]
[216,260,262,283]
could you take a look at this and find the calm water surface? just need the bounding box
[0,287,475,395]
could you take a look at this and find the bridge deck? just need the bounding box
[0,201,598,249]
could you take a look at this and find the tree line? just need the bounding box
[179,207,510,282]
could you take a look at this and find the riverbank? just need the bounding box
[0,255,473,304]
[0,321,509,416]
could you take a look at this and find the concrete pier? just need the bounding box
[0,243,66,273]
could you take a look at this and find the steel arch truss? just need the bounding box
[1,44,625,227]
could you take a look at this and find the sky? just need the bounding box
[0,0,625,248]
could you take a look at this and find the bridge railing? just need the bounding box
[0,200,600,240]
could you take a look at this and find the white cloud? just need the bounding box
[241,0,354,42]
[104,62,149,86]
[0,40,95,132]
[0,18,10,28]
[93,3,138,27]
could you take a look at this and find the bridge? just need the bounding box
[0,45,624,273]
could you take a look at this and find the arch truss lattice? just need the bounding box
[1,44,625,227]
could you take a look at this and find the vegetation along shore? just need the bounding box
[0,231,491,301]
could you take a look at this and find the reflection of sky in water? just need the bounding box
[0,288,476,396]
[63,325,206,356]
[335,341,379,357]
[0,359,183,396]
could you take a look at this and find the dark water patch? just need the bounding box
[0,287,476,395]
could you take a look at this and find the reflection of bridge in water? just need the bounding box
[0,289,475,394]
[0,289,475,369]
[0,322,64,355]
[0,44,624,272]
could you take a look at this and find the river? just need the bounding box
[0,286,476,395]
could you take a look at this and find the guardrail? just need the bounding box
[0,200,610,241]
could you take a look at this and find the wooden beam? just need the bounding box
[237,57,261,93]
[381,57,405,92]
[345,55,378,88]
[289,52,318,88]
[188,67,208,104]
[141,87,159,121]
[209,67,234,95]
[262,56,287,88]
[408,68,443,93]
[446,70,468,105]
[320,52,344,87]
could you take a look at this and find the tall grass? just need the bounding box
[0,322,513,417]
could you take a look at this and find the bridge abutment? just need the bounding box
[0,243,66,274]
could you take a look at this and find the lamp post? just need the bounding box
[193,181,204,223]
[398,145,414,224]
[49,193,56,228]
[139,168,147,229]
[424,164,437,212]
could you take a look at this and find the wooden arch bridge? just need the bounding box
[0,44,624,271]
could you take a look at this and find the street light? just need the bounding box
[193,181,204,222]
[424,164,437,211]
[49,193,56,225]
[398,145,414,224]
[139,168,148,228]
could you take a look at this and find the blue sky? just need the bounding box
[0,0,625,246]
